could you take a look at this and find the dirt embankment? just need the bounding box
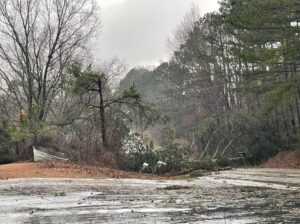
[262,150,300,169]
[0,162,161,180]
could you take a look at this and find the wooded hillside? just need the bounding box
[120,0,300,165]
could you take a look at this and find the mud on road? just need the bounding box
[0,168,299,224]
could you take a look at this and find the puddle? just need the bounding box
[0,168,299,223]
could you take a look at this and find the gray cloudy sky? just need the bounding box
[95,0,219,68]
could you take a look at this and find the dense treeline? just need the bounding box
[0,0,299,170]
[120,0,300,165]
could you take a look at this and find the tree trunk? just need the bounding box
[98,78,107,148]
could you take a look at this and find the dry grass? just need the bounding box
[262,150,300,169]
[0,161,169,180]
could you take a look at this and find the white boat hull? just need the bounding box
[33,147,68,162]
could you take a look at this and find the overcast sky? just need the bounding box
[95,0,219,69]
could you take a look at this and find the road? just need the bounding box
[0,168,299,223]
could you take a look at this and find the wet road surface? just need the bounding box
[0,168,299,223]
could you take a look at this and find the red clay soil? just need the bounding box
[262,150,300,169]
[0,162,162,180]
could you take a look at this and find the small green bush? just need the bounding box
[0,128,16,164]
[0,147,16,164]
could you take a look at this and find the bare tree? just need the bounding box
[167,3,200,52]
[0,0,99,121]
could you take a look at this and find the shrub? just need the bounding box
[0,147,15,164]
[156,144,190,174]
[246,138,280,165]
[119,132,159,172]
[119,132,192,174]
[0,128,15,164]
